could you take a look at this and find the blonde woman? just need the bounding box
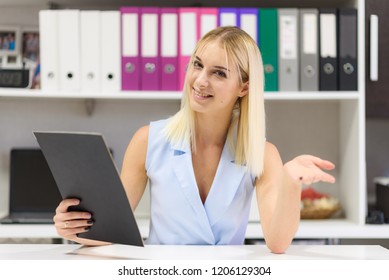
[54,26,335,253]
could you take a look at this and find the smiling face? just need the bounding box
[187,41,248,117]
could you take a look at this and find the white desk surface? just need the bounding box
[3,220,389,239]
[0,244,389,260]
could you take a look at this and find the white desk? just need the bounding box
[0,244,389,260]
[2,220,389,239]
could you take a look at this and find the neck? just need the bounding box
[194,113,231,147]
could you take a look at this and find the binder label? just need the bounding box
[161,14,178,57]
[180,13,197,56]
[123,14,138,57]
[240,15,257,41]
[141,14,158,57]
[220,13,237,26]
[320,14,337,57]
[280,15,297,59]
[201,15,217,37]
[303,14,317,55]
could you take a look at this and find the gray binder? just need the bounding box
[34,131,144,246]
[278,8,299,91]
[299,9,319,91]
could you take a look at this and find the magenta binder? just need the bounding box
[160,8,179,91]
[120,7,141,90]
[199,8,219,38]
[140,7,160,90]
[178,7,200,91]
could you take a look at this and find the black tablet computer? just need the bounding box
[34,131,144,247]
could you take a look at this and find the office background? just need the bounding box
[0,0,388,248]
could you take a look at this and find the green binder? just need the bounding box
[259,8,278,92]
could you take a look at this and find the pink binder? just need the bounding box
[160,8,179,91]
[140,7,160,90]
[120,7,141,90]
[178,7,200,91]
[199,8,219,38]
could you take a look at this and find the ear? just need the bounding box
[238,82,249,98]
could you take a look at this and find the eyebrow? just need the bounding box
[195,56,230,72]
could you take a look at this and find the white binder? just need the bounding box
[101,11,121,92]
[278,8,299,91]
[80,11,101,92]
[58,10,81,91]
[39,10,59,91]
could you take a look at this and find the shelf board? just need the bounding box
[0,89,182,100]
[264,92,360,100]
[0,89,360,101]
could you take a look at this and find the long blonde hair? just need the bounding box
[164,26,266,178]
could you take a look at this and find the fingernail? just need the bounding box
[87,219,93,225]
[84,213,92,219]
[85,227,90,231]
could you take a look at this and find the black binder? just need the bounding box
[338,8,358,91]
[34,131,144,247]
[319,9,338,91]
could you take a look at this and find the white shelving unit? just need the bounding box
[1,0,385,242]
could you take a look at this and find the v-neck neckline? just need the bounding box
[190,141,228,205]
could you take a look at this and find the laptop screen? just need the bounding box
[9,149,62,213]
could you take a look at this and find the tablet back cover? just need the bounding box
[34,131,144,246]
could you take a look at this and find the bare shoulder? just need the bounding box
[256,141,283,187]
[132,125,150,143]
[263,141,283,171]
[264,141,281,158]
[124,125,149,160]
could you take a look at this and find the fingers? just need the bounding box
[56,218,93,238]
[55,198,80,214]
[53,198,93,240]
[318,171,336,183]
[310,157,336,183]
[309,156,335,170]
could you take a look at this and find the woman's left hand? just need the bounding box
[283,155,336,186]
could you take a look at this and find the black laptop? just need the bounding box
[0,149,62,224]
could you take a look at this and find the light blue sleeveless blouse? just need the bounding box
[145,119,255,245]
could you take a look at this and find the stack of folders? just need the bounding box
[39,7,357,93]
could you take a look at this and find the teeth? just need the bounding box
[194,89,211,97]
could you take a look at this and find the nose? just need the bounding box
[194,69,209,88]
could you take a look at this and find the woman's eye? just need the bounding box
[193,61,203,69]
[215,71,227,78]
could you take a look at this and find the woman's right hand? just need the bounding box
[53,198,93,242]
